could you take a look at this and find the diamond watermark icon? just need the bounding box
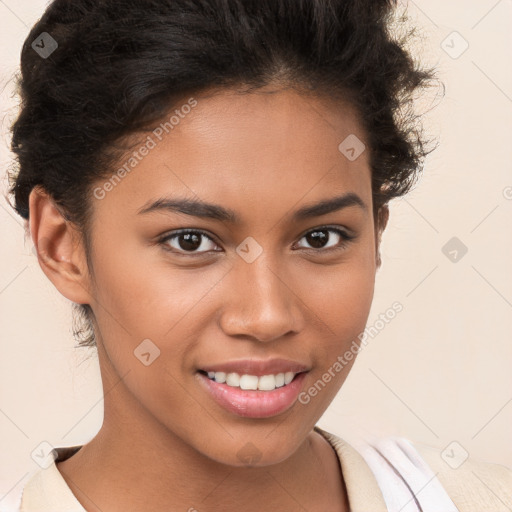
[441,31,469,59]
[31,32,58,59]
[441,441,469,469]
[134,338,161,366]
[236,237,263,263]
[442,236,468,263]
[338,134,366,161]
[31,441,56,469]
[236,442,263,464]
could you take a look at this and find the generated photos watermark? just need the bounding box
[93,97,198,200]
[298,301,403,404]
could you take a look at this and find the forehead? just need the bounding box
[92,87,372,221]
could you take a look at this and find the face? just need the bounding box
[52,86,386,467]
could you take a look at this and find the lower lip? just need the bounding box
[196,372,307,419]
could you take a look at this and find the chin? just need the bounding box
[189,423,308,468]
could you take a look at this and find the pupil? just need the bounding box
[179,233,201,251]
[307,230,328,249]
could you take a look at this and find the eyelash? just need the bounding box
[157,225,356,257]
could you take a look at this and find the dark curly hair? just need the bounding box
[5,0,443,349]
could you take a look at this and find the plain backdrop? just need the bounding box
[1,0,511,510]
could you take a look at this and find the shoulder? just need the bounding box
[360,434,512,511]
[412,440,512,512]
[316,426,512,512]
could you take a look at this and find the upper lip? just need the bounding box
[199,358,310,377]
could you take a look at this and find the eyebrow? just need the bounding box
[137,192,367,223]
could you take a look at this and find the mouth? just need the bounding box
[196,368,309,419]
[197,369,301,391]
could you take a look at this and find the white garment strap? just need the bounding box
[359,437,460,512]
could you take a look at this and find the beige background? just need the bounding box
[1,0,511,510]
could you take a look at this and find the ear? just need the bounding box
[28,186,92,305]
[375,204,389,270]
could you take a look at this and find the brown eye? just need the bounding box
[295,227,355,252]
[159,230,220,255]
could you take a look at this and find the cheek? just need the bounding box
[300,251,376,335]
[89,233,223,339]
[294,250,376,404]
[295,261,375,415]
[323,264,375,333]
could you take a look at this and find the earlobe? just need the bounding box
[28,186,92,305]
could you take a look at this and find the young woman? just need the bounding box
[7,0,511,510]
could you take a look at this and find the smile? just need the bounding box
[200,370,297,391]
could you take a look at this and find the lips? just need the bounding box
[198,358,310,377]
[196,371,308,418]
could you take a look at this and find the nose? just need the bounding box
[218,258,305,343]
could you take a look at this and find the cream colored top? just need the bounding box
[17,426,512,511]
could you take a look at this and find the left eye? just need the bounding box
[294,227,354,252]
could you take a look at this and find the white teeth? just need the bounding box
[239,374,259,390]
[284,371,295,385]
[206,370,298,390]
[275,373,285,387]
[258,374,276,391]
[214,371,226,383]
[225,372,240,387]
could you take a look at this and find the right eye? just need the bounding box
[158,229,222,256]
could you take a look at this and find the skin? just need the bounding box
[29,85,389,512]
